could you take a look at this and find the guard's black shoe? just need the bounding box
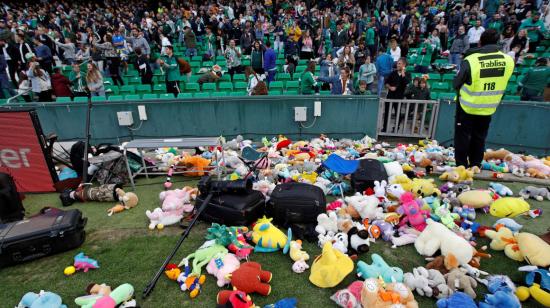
[60,189,75,207]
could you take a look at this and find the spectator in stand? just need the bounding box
[273,20,285,53]
[405,77,431,100]
[158,46,180,97]
[17,73,32,102]
[511,29,529,53]
[13,34,32,80]
[300,30,314,60]
[241,22,255,55]
[386,58,411,100]
[415,38,434,74]
[519,57,550,101]
[375,51,394,96]
[338,46,356,71]
[204,27,217,59]
[358,55,376,93]
[159,33,172,56]
[250,40,265,74]
[263,41,277,84]
[184,26,197,57]
[356,80,370,95]
[468,19,485,48]
[286,20,302,56]
[365,21,377,57]
[300,61,318,95]
[69,62,88,97]
[135,47,153,85]
[198,65,222,87]
[449,25,470,71]
[54,36,76,65]
[318,66,354,95]
[127,29,150,57]
[500,25,516,53]
[32,38,53,75]
[0,48,16,99]
[245,66,265,96]
[27,61,52,102]
[487,13,504,34]
[51,68,72,98]
[332,22,348,57]
[86,63,105,97]
[389,39,401,63]
[519,12,546,52]
[76,44,90,62]
[93,34,124,86]
[225,39,242,80]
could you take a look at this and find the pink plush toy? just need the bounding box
[159,189,193,212]
[327,200,344,211]
[145,208,183,230]
[206,253,241,287]
[228,232,253,260]
[330,280,364,308]
[397,192,430,231]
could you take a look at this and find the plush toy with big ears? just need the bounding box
[107,188,138,216]
[478,275,521,308]
[397,192,430,232]
[226,261,272,296]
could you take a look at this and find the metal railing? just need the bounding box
[6,89,31,104]
[377,99,440,139]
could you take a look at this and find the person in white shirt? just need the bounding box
[159,33,172,56]
[389,39,401,62]
[467,19,485,48]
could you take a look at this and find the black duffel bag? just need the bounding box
[197,191,266,226]
[350,158,388,192]
[267,182,326,225]
[0,172,25,223]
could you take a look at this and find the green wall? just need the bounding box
[3,97,549,155]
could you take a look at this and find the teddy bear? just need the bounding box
[397,192,430,232]
[206,253,241,287]
[180,154,211,177]
[518,186,550,201]
[391,174,413,192]
[444,266,478,298]
[344,193,383,221]
[414,219,474,266]
[439,166,474,184]
[410,178,441,198]
[107,188,139,216]
[404,267,453,299]
[485,226,524,262]
[426,253,458,275]
[484,148,512,161]
[315,212,338,235]
[227,262,272,296]
[488,182,513,196]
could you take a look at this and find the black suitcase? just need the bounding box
[350,158,388,192]
[0,172,25,223]
[0,208,87,268]
[198,191,266,226]
[267,182,326,225]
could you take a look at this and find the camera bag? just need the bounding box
[197,190,266,226]
[267,182,326,225]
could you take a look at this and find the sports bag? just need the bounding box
[0,173,25,223]
[350,158,388,192]
[0,207,86,267]
[197,191,266,226]
[267,182,326,225]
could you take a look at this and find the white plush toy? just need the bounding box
[386,183,406,200]
[414,219,474,265]
[384,161,404,181]
[345,194,384,221]
[332,232,349,254]
[315,212,339,235]
[373,180,388,199]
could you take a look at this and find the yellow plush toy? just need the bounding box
[410,178,441,197]
[309,242,354,288]
[457,190,494,209]
[391,175,413,192]
[489,197,530,218]
[485,226,524,262]
[252,216,291,253]
[516,233,550,267]
[439,166,474,183]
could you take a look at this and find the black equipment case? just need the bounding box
[267,182,326,225]
[350,158,388,192]
[0,172,25,223]
[0,208,87,268]
[198,191,266,226]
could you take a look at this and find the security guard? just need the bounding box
[453,29,514,168]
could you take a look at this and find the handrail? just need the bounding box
[6,89,31,104]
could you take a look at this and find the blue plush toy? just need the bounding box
[488,182,513,196]
[17,290,67,308]
[356,253,403,283]
[479,275,521,308]
[264,298,298,308]
[436,292,477,308]
[493,218,523,232]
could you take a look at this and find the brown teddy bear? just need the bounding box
[228,262,272,296]
[107,188,139,216]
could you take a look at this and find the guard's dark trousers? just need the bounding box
[454,104,492,168]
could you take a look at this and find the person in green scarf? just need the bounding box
[414,39,434,74]
[68,61,88,97]
[487,13,503,34]
[519,12,546,52]
[300,61,318,95]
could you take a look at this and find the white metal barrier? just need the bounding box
[377,99,440,139]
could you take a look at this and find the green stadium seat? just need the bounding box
[71,96,87,103]
[320,90,331,95]
[194,92,211,98]
[430,92,439,100]
[218,74,231,82]
[125,94,141,101]
[123,70,138,77]
[215,56,226,62]
[136,84,152,95]
[278,72,291,81]
[128,76,141,85]
[508,75,517,82]
[103,77,114,85]
[438,92,455,101]
[521,58,536,67]
[285,90,299,95]
[159,93,175,99]
[428,73,441,81]
[434,59,449,65]
[108,95,124,101]
[269,89,283,95]
[505,83,518,95]
[218,82,233,92]
[411,73,422,79]
[185,82,200,93]
[442,74,454,82]
[189,75,200,83]
[119,85,136,95]
[230,91,247,96]
[269,81,284,92]
[142,94,158,100]
[234,81,247,92]
[177,93,193,99]
[298,59,308,66]
[190,61,201,68]
[191,56,202,62]
[91,96,107,102]
[285,80,300,91]
[432,82,449,92]
[153,84,166,94]
[203,61,214,67]
[241,59,251,66]
[105,85,119,95]
[233,74,246,82]
[153,69,164,76]
[295,66,306,74]
[56,97,72,103]
[211,91,228,97]
[201,83,217,92]
[505,95,521,101]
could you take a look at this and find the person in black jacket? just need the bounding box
[135,47,153,85]
[332,22,348,56]
[1,39,21,88]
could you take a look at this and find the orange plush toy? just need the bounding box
[181,154,211,176]
[228,262,272,296]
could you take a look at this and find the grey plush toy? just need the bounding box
[518,186,550,201]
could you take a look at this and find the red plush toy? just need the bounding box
[229,262,272,296]
[217,290,255,308]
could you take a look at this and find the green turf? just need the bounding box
[1,176,548,307]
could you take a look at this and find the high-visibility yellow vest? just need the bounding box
[459,51,514,116]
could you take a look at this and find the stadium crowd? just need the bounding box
[0,0,549,101]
